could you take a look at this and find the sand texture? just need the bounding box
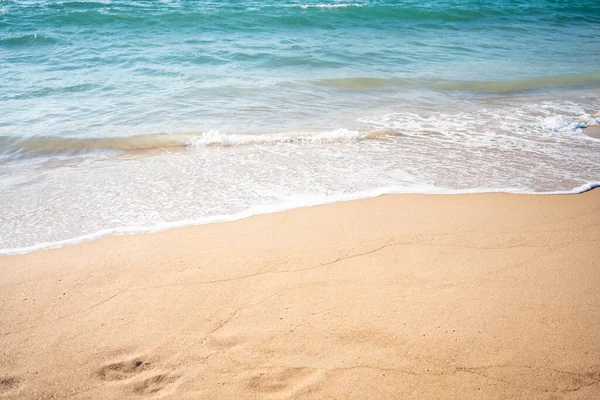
[1,192,600,399]
[583,125,600,139]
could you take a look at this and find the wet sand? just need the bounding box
[1,191,600,399]
[584,125,600,139]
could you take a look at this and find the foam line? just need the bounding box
[1,182,598,256]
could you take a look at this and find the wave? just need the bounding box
[185,129,368,147]
[2,107,598,160]
[0,34,60,47]
[311,72,600,92]
[1,181,598,256]
[1,8,484,30]
[0,133,186,158]
[0,129,388,159]
[299,3,364,9]
[5,1,598,31]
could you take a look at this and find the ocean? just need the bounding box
[1,0,600,253]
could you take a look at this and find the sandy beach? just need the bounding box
[1,191,600,399]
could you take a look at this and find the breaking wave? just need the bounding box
[0,129,375,159]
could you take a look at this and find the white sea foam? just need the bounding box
[300,4,364,9]
[1,97,599,255]
[185,129,366,147]
[358,109,600,138]
[540,113,600,133]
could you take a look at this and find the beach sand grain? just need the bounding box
[1,192,599,398]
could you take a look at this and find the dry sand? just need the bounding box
[1,191,600,399]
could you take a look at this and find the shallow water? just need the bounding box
[1,0,600,253]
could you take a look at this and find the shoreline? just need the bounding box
[2,182,600,256]
[1,191,600,398]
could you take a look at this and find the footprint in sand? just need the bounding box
[0,376,20,394]
[247,367,324,397]
[97,355,181,396]
[97,357,151,381]
[459,365,600,393]
[130,373,179,396]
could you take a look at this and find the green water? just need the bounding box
[2,0,600,137]
[1,0,600,253]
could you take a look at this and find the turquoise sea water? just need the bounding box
[1,0,600,252]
